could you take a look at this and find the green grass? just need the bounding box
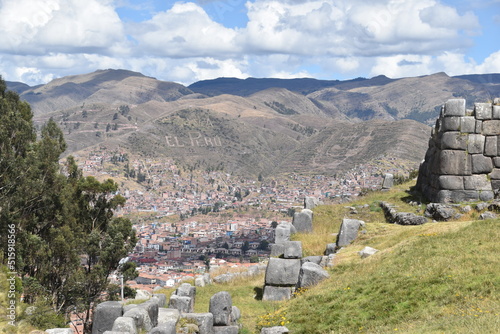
[190,181,500,333]
[3,181,499,333]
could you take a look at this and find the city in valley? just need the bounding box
[75,145,415,292]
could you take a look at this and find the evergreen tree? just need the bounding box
[0,77,137,333]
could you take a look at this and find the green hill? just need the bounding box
[188,181,499,333]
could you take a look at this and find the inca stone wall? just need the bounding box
[416,98,500,203]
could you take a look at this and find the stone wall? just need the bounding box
[416,98,500,203]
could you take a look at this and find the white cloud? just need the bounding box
[0,0,496,86]
[0,0,125,55]
[131,2,239,58]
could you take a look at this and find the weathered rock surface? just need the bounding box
[292,209,313,233]
[265,258,301,286]
[111,317,137,334]
[297,262,330,288]
[92,301,123,334]
[209,291,233,326]
[417,98,500,203]
[261,326,290,334]
[424,203,457,221]
[336,218,365,247]
[262,286,293,301]
[358,246,379,259]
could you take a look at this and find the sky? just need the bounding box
[0,0,499,86]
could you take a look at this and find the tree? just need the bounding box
[241,241,250,253]
[0,77,136,333]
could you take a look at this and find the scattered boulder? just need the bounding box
[292,209,313,233]
[324,243,336,255]
[480,211,497,220]
[158,308,180,325]
[149,320,177,334]
[111,317,137,334]
[135,289,152,300]
[213,326,239,334]
[336,219,365,247]
[209,291,232,326]
[92,301,123,334]
[261,326,290,334]
[393,212,428,225]
[230,306,241,325]
[153,294,167,308]
[382,173,394,190]
[122,306,153,332]
[297,262,330,288]
[358,246,379,259]
[304,196,322,210]
[169,295,193,314]
[195,276,206,287]
[425,203,458,221]
[181,313,214,334]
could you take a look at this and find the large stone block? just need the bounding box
[158,308,180,325]
[297,262,330,288]
[140,299,159,328]
[209,291,232,326]
[283,241,302,259]
[485,136,498,156]
[475,120,483,133]
[111,317,137,334]
[336,219,365,247]
[153,294,167,308]
[444,99,466,116]
[292,209,313,233]
[270,243,285,257]
[301,256,323,265]
[460,116,476,133]
[176,283,196,299]
[437,190,479,203]
[262,286,293,301]
[490,168,500,179]
[304,196,322,210]
[471,154,493,174]
[92,301,123,334]
[482,120,500,135]
[123,307,153,332]
[468,134,485,154]
[231,306,241,325]
[149,320,177,334]
[474,102,492,120]
[479,191,494,201]
[382,173,394,189]
[493,106,500,119]
[168,295,193,313]
[275,222,295,243]
[441,117,461,131]
[182,313,214,334]
[438,175,464,190]
[214,326,239,334]
[264,258,301,286]
[439,150,471,175]
[441,132,467,150]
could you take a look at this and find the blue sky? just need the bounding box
[0,0,499,86]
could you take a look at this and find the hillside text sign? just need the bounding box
[166,132,222,147]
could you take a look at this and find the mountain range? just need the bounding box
[6,69,500,177]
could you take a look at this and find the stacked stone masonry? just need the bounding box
[416,98,500,203]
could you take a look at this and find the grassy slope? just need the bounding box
[191,182,499,333]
